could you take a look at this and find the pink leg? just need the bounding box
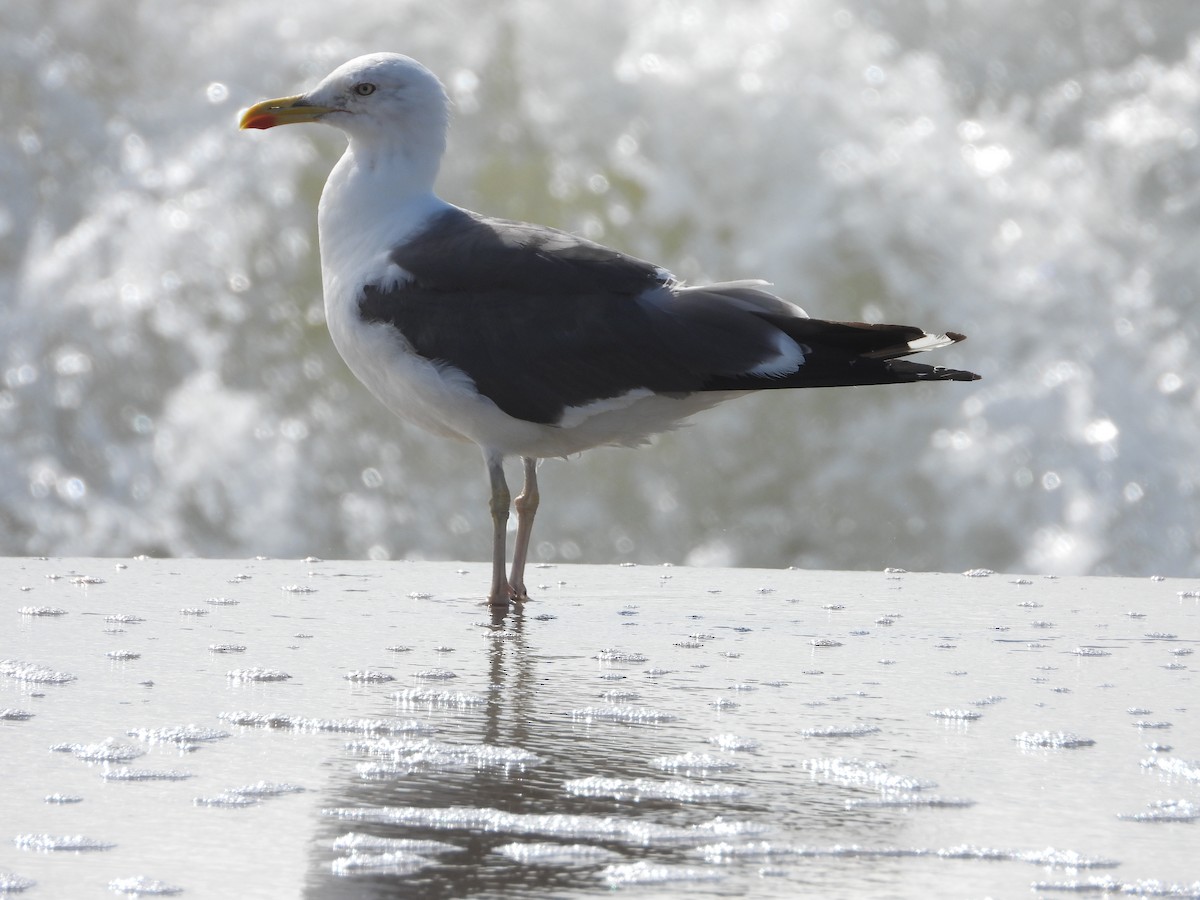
[485,452,512,607]
[508,457,539,600]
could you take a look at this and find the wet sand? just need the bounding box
[2,558,1197,898]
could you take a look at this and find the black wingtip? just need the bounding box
[945,331,968,343]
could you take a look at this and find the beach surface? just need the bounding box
[2,558,1197,898]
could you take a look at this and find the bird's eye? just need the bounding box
[353,83,376,96]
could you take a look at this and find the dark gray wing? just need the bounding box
[359,208,795,424]
[358,207,979,425]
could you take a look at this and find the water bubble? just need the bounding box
[53,349,92,376]
[615,133,639,157]
[1083,419,1118,445]
[6,364,38,387]
[638,53,663,75]
[958,119,986,142]
[1157,371,1183,393]
[58,477,87,502]
[17,125,42,155]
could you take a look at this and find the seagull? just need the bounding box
[240,53,979,607]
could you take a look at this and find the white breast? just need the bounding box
[316,153,546,451]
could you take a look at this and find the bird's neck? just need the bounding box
[323,138,446,228]
[348,126,443,187]
[317,144,448,302]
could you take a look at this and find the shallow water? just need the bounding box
[4,2,1200,576]
[2,558,1197,897]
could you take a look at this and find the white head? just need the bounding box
[241,53,450,181]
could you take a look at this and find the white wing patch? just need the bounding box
[746,330,807,377]
[557,389,656,429]
[903,332,958,353]
[375,260,413,292]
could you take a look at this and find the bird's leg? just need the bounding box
[485,452,512,607]
[508,457,540,601]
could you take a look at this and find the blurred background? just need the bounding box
[2,0,1198,576]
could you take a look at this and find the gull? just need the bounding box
[240,53,979,606]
